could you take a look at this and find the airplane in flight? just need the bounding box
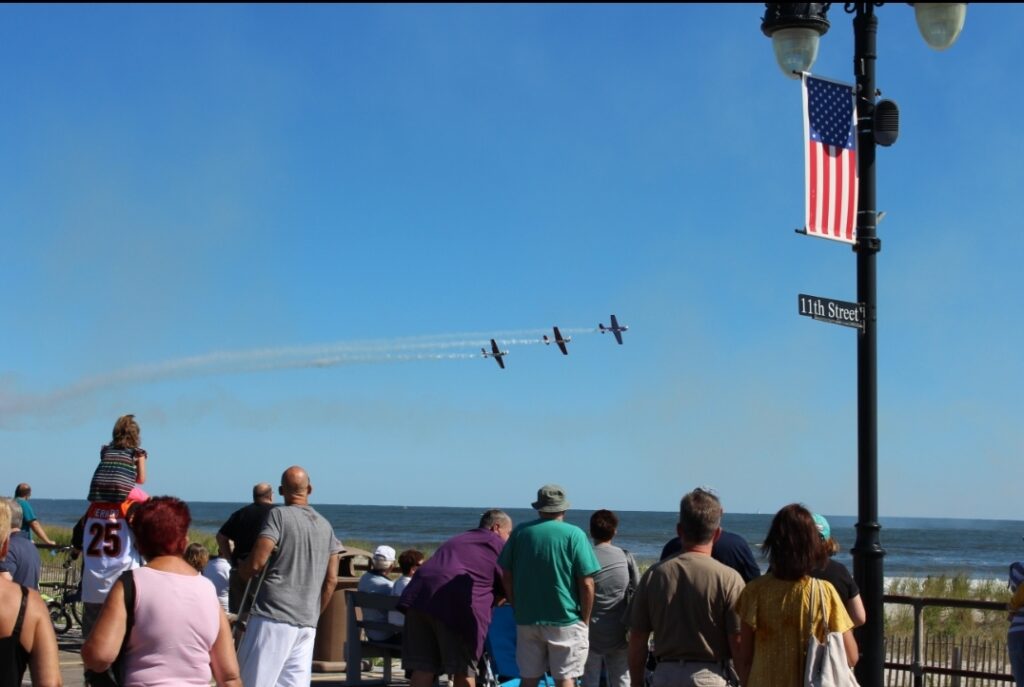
[542,326,572,355]
[481,338,508,369]
[598,314,628,345]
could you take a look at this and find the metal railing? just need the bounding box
[883,594,1014,686]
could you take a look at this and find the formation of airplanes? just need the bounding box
[482,314,627,369]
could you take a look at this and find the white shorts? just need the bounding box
[237,614,317,687]
[516,622,589,680]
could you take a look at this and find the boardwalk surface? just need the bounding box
[49,628,410,687]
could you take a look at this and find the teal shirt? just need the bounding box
[498,517,601,626]
[16,498,35,541]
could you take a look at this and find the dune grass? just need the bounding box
[885,574,1011,642]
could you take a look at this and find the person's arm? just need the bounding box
[627,554,641,588]
[735,622,755,686]
[29,520,55,547]
[239,536,275,582]
[627,631,649,687]
[209,610,242,687]
[71,516,86,556]
[501,569,514,607]
[845,593,867,627]
[135,451,147,485]
[23,591,62,687]
[0,572,11,582]
[81,580,128,671]
[842,629,859,667]
[577,575,595,625]
[215,533,233,561]
[320,553,340,614]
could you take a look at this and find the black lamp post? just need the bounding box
[761,3,967,687]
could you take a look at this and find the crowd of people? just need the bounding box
[2,414,1022,687]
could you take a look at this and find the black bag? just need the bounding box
[84,570,136,687]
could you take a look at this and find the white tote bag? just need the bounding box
[804,578,860,687]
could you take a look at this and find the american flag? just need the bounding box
[803,74,858,243]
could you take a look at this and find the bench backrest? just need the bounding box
[345,590,403,641]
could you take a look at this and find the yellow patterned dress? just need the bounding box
[736,574,853,686]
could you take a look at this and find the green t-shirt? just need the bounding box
[498,517,601,626]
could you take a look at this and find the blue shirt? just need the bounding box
[358,571,396,641]
[0,532,41,589]
[659,530,761,583]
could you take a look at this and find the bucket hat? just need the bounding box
[532,484,570,513]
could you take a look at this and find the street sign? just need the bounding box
[797,293,864,330]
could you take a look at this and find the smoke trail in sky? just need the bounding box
[0,326,599,417]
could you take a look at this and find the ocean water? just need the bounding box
[30,499,1024,582]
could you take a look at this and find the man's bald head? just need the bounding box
[253,482,274,504]
[279,466,312,505]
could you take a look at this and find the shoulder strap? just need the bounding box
[806,577,819,638]
[12,585,28,639]
[818,577,830,628]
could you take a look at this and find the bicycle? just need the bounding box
[40,546,83,635]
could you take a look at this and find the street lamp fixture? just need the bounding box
[913,3,968,50]
[762,4,968,75]
[761,3,830,78]
[760,3,967,687]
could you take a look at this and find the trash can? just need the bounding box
[312,547,372,672]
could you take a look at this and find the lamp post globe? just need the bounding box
[761,3,830,78]
[913,3,968,50]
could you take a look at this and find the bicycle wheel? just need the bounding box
[48,601,71,635]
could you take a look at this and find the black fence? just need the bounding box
[884,595,1015,686]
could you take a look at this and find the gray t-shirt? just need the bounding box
[251,504,343,628]
[589,543,640,652]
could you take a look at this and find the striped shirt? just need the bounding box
[87,445,142,503]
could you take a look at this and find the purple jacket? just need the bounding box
[397,528,505,658]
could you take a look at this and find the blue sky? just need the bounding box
[1,4,1020,520]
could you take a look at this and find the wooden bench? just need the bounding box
[345,590,404,686]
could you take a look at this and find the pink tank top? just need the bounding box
[123,567,221,687]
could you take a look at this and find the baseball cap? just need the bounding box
[373,545,396,562]
[812,513,831,540]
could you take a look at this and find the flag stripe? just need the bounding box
[835,147,843,239]
[846,149,857,241]
[823,144,832,237]
[808,140,818,230]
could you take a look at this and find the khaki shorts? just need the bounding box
[516,622,589,680]
[402,608,479,677]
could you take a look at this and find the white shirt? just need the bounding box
[203,556,232,612]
